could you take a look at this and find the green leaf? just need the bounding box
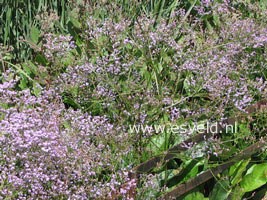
[62,92,81,110]
[134,49,142,57]
[184,192,208,200]
[240,163,267,192]
[19,76,28,90]
[183,78,191,95]
[157,63,163,73]
[87,101,103,116]
[61,53,74,66]
[229,159,250,186]
[21,64,31,75]
[27,61,38,75]
[230,186,244,200]
[213,14,220,27]
[21,62,37,76]
[32,82,42,97]
[2,53,12,60]
[30,26,40,44]
[202,16,213,31]
[35,54,48,65]
[125,43,132,49]
[209,180,230,200]
[146,131,171,155]
[165,158,203,188]
[70,16,81,29]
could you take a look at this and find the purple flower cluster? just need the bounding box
[55,63,94,93]
[43,33,76,61]
[175,16,267,113]
[0,71,131,199]
[86,17,131,42]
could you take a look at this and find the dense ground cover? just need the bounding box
[1,0,267,199]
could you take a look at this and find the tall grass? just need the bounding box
[0,0,70,62]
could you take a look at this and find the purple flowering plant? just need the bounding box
[1,0,267,199]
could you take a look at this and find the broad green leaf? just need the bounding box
[213,15,220,27]
[230,159,250,186]
[230,186,244,200]
[35,54,48,65]
[240,163,267,192]
[134,49,142,57]
[27,61,38,75]
[32,82,42,97]
[183,160,203,182]
[19,76,28,90]
[21,63,33,75]
[209,180,230,200]
[146,131,171,155]
[30,26,40,44]
[165,158,203,188]
[184,192,208,200]
[70,16,81,29]
[161,51,172,63]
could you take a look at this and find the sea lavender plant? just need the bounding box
[0,70,133,199]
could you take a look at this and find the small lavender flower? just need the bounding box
[170,107,180,121]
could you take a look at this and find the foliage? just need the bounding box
[1,0,267,199]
